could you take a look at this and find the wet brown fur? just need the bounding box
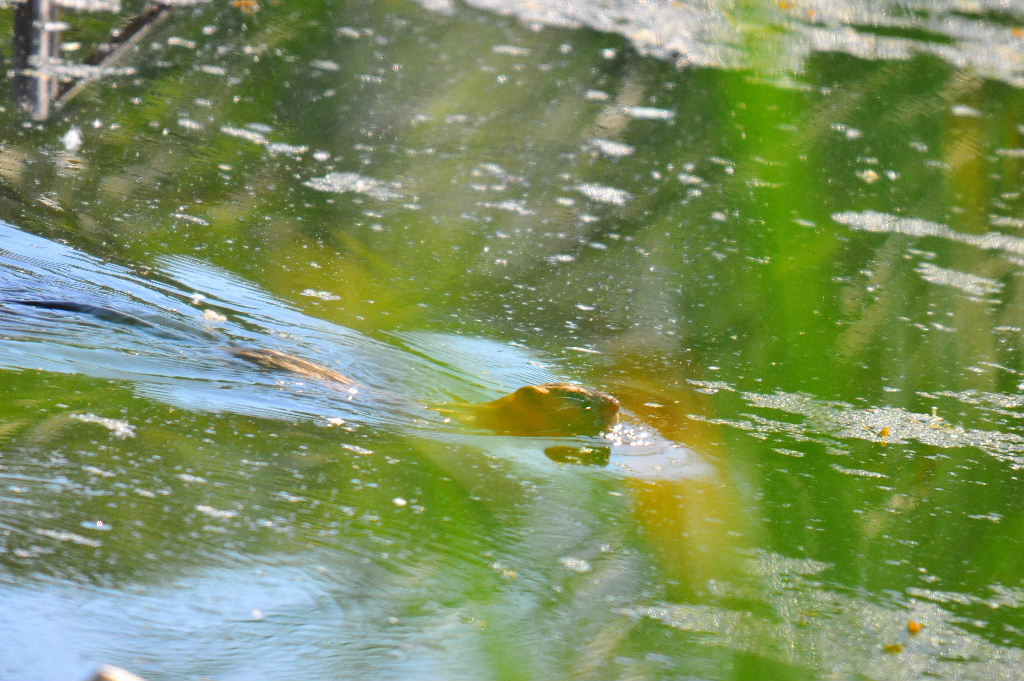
[226,346,356,386]
[231,349,619,436]
[435,382,620,437]
[4,300,619,437]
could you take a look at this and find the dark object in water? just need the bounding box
[436,383,620,437]
[2,299,620,438]
[3,299,201,340]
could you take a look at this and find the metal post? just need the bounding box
[13,0,62,120]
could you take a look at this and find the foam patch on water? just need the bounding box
[915,262,1002,298]
[687,380,1024,468]
[621,105,675,121]
[590,138,635,157]
[220,125,309,157]
[69,413,136,439]
[304,172,403,201]
[574,182,632,206]
[833,210,1024,259]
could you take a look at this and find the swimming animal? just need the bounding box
[2,299,621,438]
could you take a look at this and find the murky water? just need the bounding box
[1,1,1024,679]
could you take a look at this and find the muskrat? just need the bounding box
[3,299,621,438]
[434,382,620,437]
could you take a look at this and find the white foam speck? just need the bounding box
[166,36,197,49]
[34,528,101,547]
[559,556,592,573]
[952,105,982,117]
[70,413,135,439]
[304,172,403,201]
[833,210,1024,258]
[916,262,1002,298]
[830,464,887,479]
[591,138,635,157]
[492,44,530,56]
[341,443,374,455]
[62,127,82,152]
[220,125,308,156]
[268,142,309,155]
[195,504,239,519]
[480,200,534,215]
[415,0,455,13]
[575,182,632,205]
[171,212,210,225]
[621,105,675,120]
[300,288,341,301]
[202,309,227,322]
[198,64,227,76]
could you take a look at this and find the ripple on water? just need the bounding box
[2,222,705,484]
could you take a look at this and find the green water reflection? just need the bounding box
[1,0,1024,679]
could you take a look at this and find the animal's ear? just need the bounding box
[514,384,551,402]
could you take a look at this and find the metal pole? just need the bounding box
[13,0,62,120]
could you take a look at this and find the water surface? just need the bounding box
[1,0,1024,679]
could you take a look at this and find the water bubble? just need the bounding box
[61,127,82,152]
[559,556,592,573]
[80,520,112,531]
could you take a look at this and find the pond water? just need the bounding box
[2,1,1024,679]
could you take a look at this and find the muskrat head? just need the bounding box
[476,382,620,437]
